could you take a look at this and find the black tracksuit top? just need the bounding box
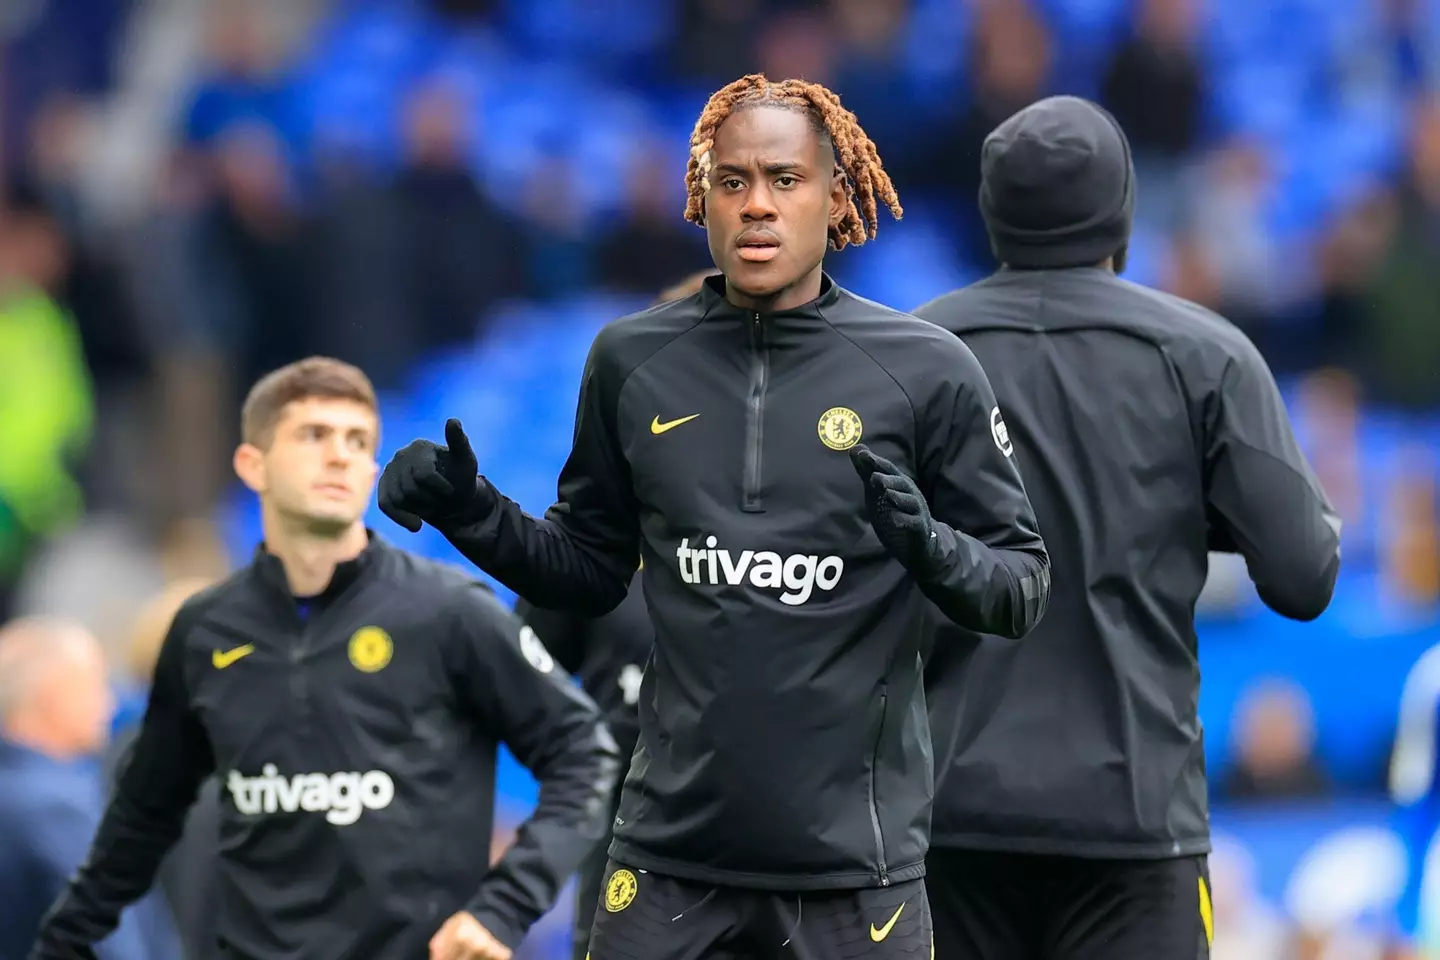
[440,273,1050,890]
[33,538,617,959]
[917,267,1341,859]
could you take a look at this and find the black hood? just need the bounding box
[978,95,1135,269]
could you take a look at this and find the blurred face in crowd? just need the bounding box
[0,209,68,293]
[43,632,114,756]
[0,620,114,759]
[704,104,846,311]
[235,397,379,535]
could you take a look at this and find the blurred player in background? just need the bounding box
[381,74,1050,959]
[33,357,617,960]
[1390,642,1440,959]
[513,270,714,960]
[915,96,1341,959]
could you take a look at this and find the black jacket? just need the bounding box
[33,536,617,959]
[916,267,1341,858]
[433,273,1050,890]
[515,573,652,766]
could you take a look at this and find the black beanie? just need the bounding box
[978,95,1136,269]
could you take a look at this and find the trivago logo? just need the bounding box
[226,764,395,825]
[675,536,844,606]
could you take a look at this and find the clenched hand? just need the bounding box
[428,911,512,960]
[379,418,488,533]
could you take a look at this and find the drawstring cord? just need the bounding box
[671,888,718,923]
[780,895,803,948]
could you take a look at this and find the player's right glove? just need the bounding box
[379,418,495,533]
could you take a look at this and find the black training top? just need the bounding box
[438,273,1050,891]
[33,536,617,959]
[918,267,1341,859]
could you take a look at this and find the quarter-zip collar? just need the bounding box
[253,529,383,603]
[698,271,843,326]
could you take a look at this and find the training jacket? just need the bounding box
[516,572,652,768]
[916,267,1341,859]
[33,536,617,960]
[434,272,1050,890]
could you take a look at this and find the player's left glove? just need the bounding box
[850,444,944,580]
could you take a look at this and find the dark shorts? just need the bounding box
[927,849,1212,960]
[571,789,624,960]
[587,859,933,960]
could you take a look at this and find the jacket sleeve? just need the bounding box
[33,606,214,959]
[1203,340,1341,621]
[448,585,620,950]
[916,338,1051,639]
[512,598,586,676]
[440,328,641,617]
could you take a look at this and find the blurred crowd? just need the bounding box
[3,0,1440,957]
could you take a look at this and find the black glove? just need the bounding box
[379,418,490,533]
[849,444,943,579]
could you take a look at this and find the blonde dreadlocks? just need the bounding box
[684,74,903,251]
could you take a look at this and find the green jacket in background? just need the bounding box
[0,287,93,573]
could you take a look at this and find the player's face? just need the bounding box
[703,105,846,310]
[243,398,379,531]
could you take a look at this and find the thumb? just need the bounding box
[444,418,476,470]
[849,443,880,477]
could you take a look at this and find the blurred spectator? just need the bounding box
[520,155,596,300]
[754,10,838,89]
[1292,369,1365,550]
[670,0,763,88]
[1098,0,1207,232]
[1314,190,1398,379]
[180,2,294,151]
[893,0,1052,265]
[1340,96,1440,409]
[1219,678,1332,802]
[200,121,313,394]
[0,616,179,960]
[0,181,94,622]
[595,143,710,295]
[1381,445,1440,607]
[0,0,130,170]
[1181,140,1309,361]
[311,80,521,387]
[829,0,912,150]
[24,95,157,515]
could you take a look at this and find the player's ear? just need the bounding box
[233,443,267,494]
[828,165,847,228]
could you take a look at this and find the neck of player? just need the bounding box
[724,262,824,314]
[263,512,369,597]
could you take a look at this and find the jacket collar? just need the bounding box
[697,271,843,321]
[252,529,383,599]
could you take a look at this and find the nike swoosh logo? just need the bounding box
[871,902,906,942]
[650,414,699,435]
[212,644,255,669]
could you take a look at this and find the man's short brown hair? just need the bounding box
[241,357,378,448]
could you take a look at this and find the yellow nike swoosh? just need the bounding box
[212,644,255,669]
[650,414,699,435]
[870,901,906,942]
